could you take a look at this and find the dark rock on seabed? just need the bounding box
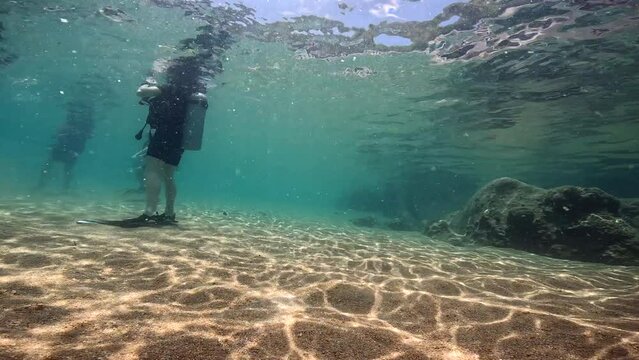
[350,215,419,231]
[427,178,639,266]
[385,216,417,231]
[351,216,377,228]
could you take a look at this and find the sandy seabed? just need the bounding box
[0,199,638,360]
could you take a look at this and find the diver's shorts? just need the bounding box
[51,147,79,164]
[147,136,184,166]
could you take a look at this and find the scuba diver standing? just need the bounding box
[37,99,95,191]
[127,57,208,226]
[77,24,235,228]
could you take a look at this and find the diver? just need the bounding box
[127,58,208,225]
[37,100,94,191]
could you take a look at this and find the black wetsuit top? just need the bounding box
[146,85,188,166]
[50,117,94,164]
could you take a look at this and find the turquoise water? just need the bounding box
[1,1,638,220]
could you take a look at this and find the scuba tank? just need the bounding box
[182,92,208,150]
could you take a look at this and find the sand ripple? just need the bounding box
[0,199,638,359]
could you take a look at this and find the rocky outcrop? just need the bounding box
[385,217,416,231]
[427,178,639,266]
[351,216,377,228]
[351,215,418,232]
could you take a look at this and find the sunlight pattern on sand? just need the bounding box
[1,200,638,359]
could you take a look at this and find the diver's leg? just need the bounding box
[136,164,145,192]
[144,156,163,215]
[62,161,75,191]
[162,163,177,217]
[37,159,53,189]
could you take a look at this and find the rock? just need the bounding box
[351,216,377,228]
[441,177,639,265]
[351,214,419,232]
[425,220,467,246]
[621,199,639,227]
[425,220,451,237]
[385,217,415,231]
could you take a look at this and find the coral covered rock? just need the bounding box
[437,178,639,265]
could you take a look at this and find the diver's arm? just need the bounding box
[136,84,161,98]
